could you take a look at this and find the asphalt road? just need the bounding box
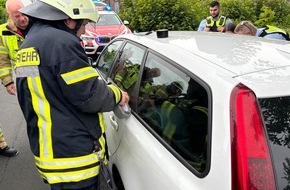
[0,83,110,190]
[0,85,50,190]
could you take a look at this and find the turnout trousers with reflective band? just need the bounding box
[35,134,107,185]
[15,22,122,189]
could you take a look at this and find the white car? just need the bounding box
[94,31,290,190]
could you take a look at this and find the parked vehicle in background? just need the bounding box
[93,0,111,11]
[93,30,290,190]
[81,10,131,60]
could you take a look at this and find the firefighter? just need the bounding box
[152,81,183,101]
[114,63,140,93]
[114,61,161,96]
[139,81,183,112]
[197,1,233,32]
[15,0,129,189]
[0,0,30,95]
[0,0,31,157]
[235,21,289,41]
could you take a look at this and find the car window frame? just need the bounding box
[133,48,212,177]
[95,39,126,80]
[101,38,213,178]
[105,40,148,111]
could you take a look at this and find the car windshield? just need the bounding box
[96,14,122,26]
[259,96,290,190]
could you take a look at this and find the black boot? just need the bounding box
[0,146,19,157]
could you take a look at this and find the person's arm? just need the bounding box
[58,44,128,113]
[197,19,207,32]
[225,18,233,25]
[263,33,287,40]
[0,36,16,95]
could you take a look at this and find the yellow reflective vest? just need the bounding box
[0,21,24,86]
[259,25,290,41]
[205,15,227,32]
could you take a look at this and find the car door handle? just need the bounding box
[109,115,119,131]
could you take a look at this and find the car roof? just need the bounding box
[119,31,290,76]
[116,31,290,97]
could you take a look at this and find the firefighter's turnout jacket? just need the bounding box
[114,63,140,91]
[15,21,122,188]
[0,19,25,86]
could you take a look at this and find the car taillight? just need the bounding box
[230,83,276,190]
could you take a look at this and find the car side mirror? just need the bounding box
[123,20,129,25]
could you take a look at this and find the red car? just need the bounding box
[81,10,132,59]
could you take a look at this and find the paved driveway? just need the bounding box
[0,85,49,190]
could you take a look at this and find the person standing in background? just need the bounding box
[198,1,233,32]
[0,0,30,157]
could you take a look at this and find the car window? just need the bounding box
[137,52,209,173]
[111,42,146,107]
[97,40,123,77]
[259,96,290,190]
[97,14,122,25]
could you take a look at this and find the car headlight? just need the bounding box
[80,35,95,41]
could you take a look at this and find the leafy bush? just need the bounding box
[254,5,275,27]
[119,0,195,32]
[258,0,290,30]
[0,0,7,24]
[221,0,257,24]
[120,0,290,32]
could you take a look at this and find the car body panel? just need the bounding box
[95,31,290,189]
[237,66,290,98]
